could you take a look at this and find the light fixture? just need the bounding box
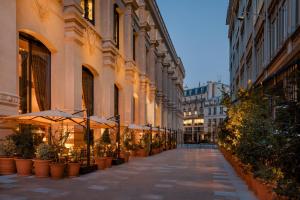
[237,16,245,21]
[237,12,265,21]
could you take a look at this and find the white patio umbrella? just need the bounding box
[3,109,85,127]
[128,124,150,131]
[89,116,116,129]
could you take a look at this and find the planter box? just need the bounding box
[135,149,148,157]
[219,147,280,200]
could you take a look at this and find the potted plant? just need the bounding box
[0,137,16,175]
[49,127,70,179]
[11,127,43,176]
[94,141,107,170]
[101,128,114,168]
[105,145,115,168]
[34,143,54,178]
[135,133,149,157]
[120,129,131,162]
[120,147,130,163]
[67,148,80,177]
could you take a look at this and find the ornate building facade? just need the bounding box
[227,0,300,104]
[0,0,185,142]
[182,81,228,143]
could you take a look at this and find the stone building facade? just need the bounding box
[0,0,185,142]
[227,0,300,104]
[182,81,228,143]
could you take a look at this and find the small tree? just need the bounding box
[101,128,111,145]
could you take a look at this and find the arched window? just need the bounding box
[18,33,51,113]
[82,67,94,115]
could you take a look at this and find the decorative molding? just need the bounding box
[85,26,97,54]
[102,40,118,69]
[0,92,19,107]
[34,0,50,20]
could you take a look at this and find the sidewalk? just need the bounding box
[0,148,257,200]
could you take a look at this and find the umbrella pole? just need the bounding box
[149,124,152,156]
[48,126,52,145]
[116,115,120,159]
[86,110,91,166]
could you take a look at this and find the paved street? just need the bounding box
[0,147,257,200]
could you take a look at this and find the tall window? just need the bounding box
[133,31,137,61]
[132,96,136,123]
[114,84,119,116]
[113,4,120,48]
[82,67,94,115]
[81,0,95,24]
[18,33,51,114]
[256,30,264,76]
[246,52,252,84]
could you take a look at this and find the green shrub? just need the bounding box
[0,137,16,157]
[36,143,55,160]
[10,126,43,159]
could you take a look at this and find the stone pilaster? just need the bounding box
[139,75,147,124]
[64,0,85,112]
[123,0,138,125]
[0,0,18,116]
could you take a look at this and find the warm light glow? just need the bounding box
[65,143,73,149]
[184,119,192,125]
[194,118,204,124]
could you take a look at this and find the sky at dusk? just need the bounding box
[156,0,229,88]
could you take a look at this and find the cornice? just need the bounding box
[122,0,139,10]
[145,0,185,74]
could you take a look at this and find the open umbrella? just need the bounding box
[89,116,116,129]
[128,124,150,131]
[3,109,85,127]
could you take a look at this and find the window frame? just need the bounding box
[113,4,120,49]
[81,0,95,25]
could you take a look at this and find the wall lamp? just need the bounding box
[237,12,265,21]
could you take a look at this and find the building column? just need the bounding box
[64,0,86,112]
[0,0,18,117]
[156,52,164,127]
[123,0,137,125]
[162,62,169,128]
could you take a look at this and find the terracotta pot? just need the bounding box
[130,150,136,157]
[0,157,16,175]
[15,159,32,176]
[34,160,50,178]
[136,149,148,157]
[50,163,65,179]
[67,163,80,177]
[94,157,107,170]
[120,152,130,162]
[105,157,113,168]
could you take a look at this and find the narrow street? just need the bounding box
[0,147,257,200]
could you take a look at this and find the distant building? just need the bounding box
[226,0,300,107]
[182,81,229,143]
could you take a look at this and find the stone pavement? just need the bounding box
[0,147,257,200]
